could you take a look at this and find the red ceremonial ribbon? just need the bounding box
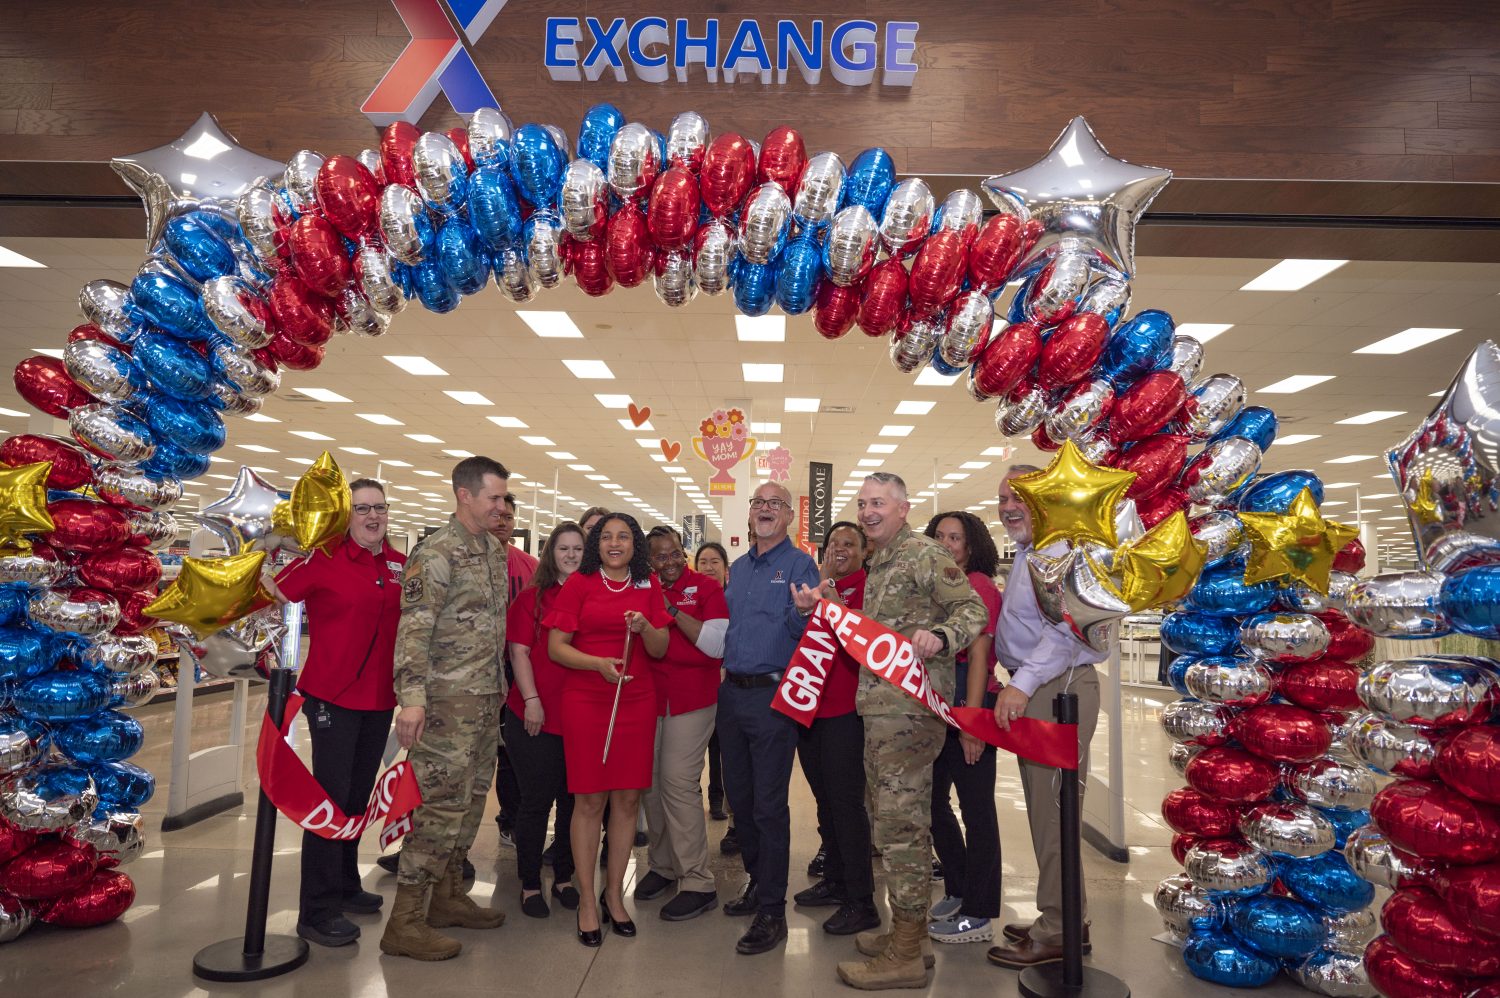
[772,600,1079,771]
[256,693,424,849]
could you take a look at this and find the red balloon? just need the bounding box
[1316,609,1375,662]
[78,546,162,596]
[700,133,756,219]
[646,169,700,250]
[1170,833,1203,865]
[314,155,382,242]
[813,281,859,339]
[1276,660,1363,711]
[604,206,651,288]
[758,126,807,193]
[1185,746,1280,803]
[1232,703,1332,763]
[284,214,352,299]
[1161,787,1241,838]
[1037,313,1110,391]
[1109,371,1187,443]
[1382,886,1500,974]
[47,498,130,555]
[857,258,909,337]
[1437,727,1500,805]
[380,121,420,188]
[1031,424,1063,452]
[1112,434,1188,501]
[0,838,96,900]
[907,229,967,316]
[0,434,93,491]
[1431,862,1500,940]
[968,214,1024,292]
[264,332,325,371]
[569,239,614,297]
[67,323,127,352]
[267,273,335,347]
[14,356,91,418]
[37,869,134,928]
[114,588,157,636]
[1334,536,1366,574]
[1136,485,1187,529]
[445,126,474,171]
[1373,779,1500,864]
[1364,934,1473,998]
[972,322,1043,399]
[0,820,35,865]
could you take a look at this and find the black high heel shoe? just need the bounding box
[601,889,636,938]
[576,908,603,948]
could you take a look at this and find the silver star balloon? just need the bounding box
[1027,545,1131,652]
[195,466,286,552]
[982,116,1172,279]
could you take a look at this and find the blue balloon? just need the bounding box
[576,103,625,171]
[1181,929,1279,988]
[929,353,966,377]
[467,165,524,251]
[1441,565,1500,639]
[1228,895,1325,960]
[1161,612,1243,657]
[511,123,565,210]
[139,437,211,480]
[1280,850,1374,914]
[1315,806,1369,849]
[30,762,93,799]
[92,759,155,809]
[0,585,29,626]
[145,395,224,455]
[843,148,896,217]
[1188,558,1280,616]
[733,260,776,317]
[163,212,237,282]
[0,626,61,681]
[774,237,823,315]
[435,219,489,295]
[393,260,416,298]
[1214,405,1279,452]
[133,330,216,401]
[127,271,211,340]
[1238,470,1325,513]
[53,709,143,765]
[11,670,113,723]
[412,258,461,314]
[1167,655,1196,695]
[1099,309,1174,385]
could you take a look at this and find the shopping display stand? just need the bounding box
[1082,646,1128,864]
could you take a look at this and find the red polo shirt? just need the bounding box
[275,536,405,710]
[819,570,865,719]
[653,568,729,717]
[505,584,566,735]
[507,545,538,601]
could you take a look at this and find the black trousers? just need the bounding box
[797,711,874,901]
[707,729,724,807]
[717,681,799,916]
[494,739,520,831]
[299,698,393,924]
[502,706,575,890]
[930,727,1002,918]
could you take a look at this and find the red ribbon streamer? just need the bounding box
[772,600,1079,771]
[256,692,423,849]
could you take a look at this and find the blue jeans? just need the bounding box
[716,680,799,916]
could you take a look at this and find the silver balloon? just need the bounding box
[0,548,66,588]
[1287,571,1358,614]
[889,317,941,374]
[78,279,134,340]
[1028,548,1131,651]
[110,668,161,708]
[544,124,570,159]
[197,466,283,550]
[1116,500,1145,547]
[1321,909,1378,958]
[1024,249,1094,325]
[1426,530,1500,574]
[693,220,736,296]
[1045,379,1115,443]
[29,588,121,635]
[412,132,467,215]
[70,810,145,868]
[664,111,709,173]
[378,184,429,263]
[1153,873,1222,936]
[559,158,608,241]
[1357,656,1495,726]
[281,149,325,213]
[1327,710,1363,764]
[81,634,159,675]
[1344,571,1451,637]
[63,337,138,405]
[201,275,273,347]
[1168,740,1204,777]
[192,606,285,680]
[0,720,44,776]
[792,151,846,230]
[236,183,281,264]
[524,211,564,289]
[95,465,182,510]
[997,385,1048,437]
[355,147,384,183]
[111,114,284,210]
[211,382,263,418]
[211,340,280,397]
[0,891,34,944]
[1342,824,1435,890]
[653,248,697,309]
[1168,335,1205,383]
[1184,839,1274,894]
[934,188,983,239]
[0,769,98,831]
[1239,612,1330,662]
[824,204,879,287]
[355,244,407,315]
[1182,374,1247,441]
[1288,756,1377,812]
[1289,949,1374,997]
[938,290,993,368]
[1346,712,1437,777]
[1239,802,1335,858]
[606,122,659,201]
[1160,698,1235,745]
[879,177,934,258]
[738,182,792,265]
[1190,512,1245,563]
[1076,432,1118,466]
[1184,437,1262,504]
[492,245,537,303]
[467,106,514,168]
[1078,278,1131,324]
[1184,658,1274,706]
[333,287,388,338]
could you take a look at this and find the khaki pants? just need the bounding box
[1017,666,1100,946]
[863,712,947,919]
[643,705,717,893]
[398,694,501,886]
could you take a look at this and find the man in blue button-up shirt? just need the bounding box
[716,481,820,956]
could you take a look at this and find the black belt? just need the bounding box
[725,671,782,689]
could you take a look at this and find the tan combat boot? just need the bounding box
[379,882,462,961]
[427,852,507,929]
[855,926,934,969]
[838,912,931,989]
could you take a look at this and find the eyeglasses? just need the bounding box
[352,503,389,515]
[748,498,790,511]
[649,549,685,564]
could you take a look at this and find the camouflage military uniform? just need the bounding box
[858,525,987,920]
[394,515,509,887]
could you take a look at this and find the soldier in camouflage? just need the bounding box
[379,456,513,962]
[838,472,986,989]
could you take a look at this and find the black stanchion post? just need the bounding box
[192,667,310,982]
[1018,692,1129,998]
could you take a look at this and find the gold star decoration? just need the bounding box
[290,451,350,556]
[144,548,274,636]
[1009,439,1138,549]
[1115,511,1208,610]
[0,461,55,551]
[1237,488,1359,595]
[1409,468,1442,525]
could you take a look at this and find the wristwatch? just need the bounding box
[667,606,681,619]
[935,630,950,655]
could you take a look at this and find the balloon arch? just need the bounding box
[2,104,1499,997]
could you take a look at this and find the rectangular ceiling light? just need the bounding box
[594,394,632,408]
[414,470,443,478]
[1355,327,1462,355]
[662,466,684,473]
[297,388,351,403]
[617,417,654,431]
[1240,259,1348,291]
[32,348,64,358]
[442,449,474,458]
[1364,493,1399,500]
[339,446,377,456]
[383,355,447,376]
[405,433,443,444]
[563,359,614,379]
[736,316,786,342]
[516,310,583,338]
[743,363,784,382]
[914,368,960,387]
[1337,410,1406,425]
[519,436,555,446]
[1274,434,1322,445]
[237,443,277,453]
[1175,323,1235,343]
[1258,375,1334,394]
[443,390,492,405]
[569,464,595,471]
[943,473,970,481]
[857,458,885,468]
[868,444,898,454]
[981,446,1014,456]
[0,245,45,268]
[0,407,26,418]
[879,425,914,437]
[244,413,280,423]
[751,421,781,434]
[546,451,577,460]
[1326,454,1377,464]
[487,416,527,428]
[383,459,411,467]
[894,400,936,415]
[1323,482,1358,488]
[587,474,609,481]
[357,413,404,426]
[960,461,991,470]
[784,397,820,412]
[635,438,659,448]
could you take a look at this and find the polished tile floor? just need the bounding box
[3,685,1318,997]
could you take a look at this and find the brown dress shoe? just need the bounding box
[1000,922,1091,953]
[986,934,1065,970]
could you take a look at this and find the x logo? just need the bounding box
[361,0,505,126]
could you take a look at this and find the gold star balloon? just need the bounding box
[0,461,55,551]
[291,452,350,557]
[1009,439,1138,549]
[145,548,274,636]
[1115,511,1208,610]
[1410,469,1442,525]
[1238,488,1360,594]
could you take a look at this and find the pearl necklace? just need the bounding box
[601,571,631,593]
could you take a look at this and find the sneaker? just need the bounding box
[296,915,359,947]
[806,847,826,879]
[793,880,846,908]
[930,895,963,921]
[930,914,993,944]
[822,899,880,936]
[660,890,718,921]
[499,828,516,849]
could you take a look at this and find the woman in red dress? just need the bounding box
[546,513,672,946]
